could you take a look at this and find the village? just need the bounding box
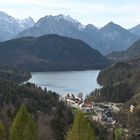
[61,93,123,125]
[61,93,140,138]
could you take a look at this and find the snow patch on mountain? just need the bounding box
[0,11,35,41]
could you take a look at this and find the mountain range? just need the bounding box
[0,11,35,42]
[17,15,139,54]
[0,34,110,71]
[0,11,140,54]
[97,22,139,54]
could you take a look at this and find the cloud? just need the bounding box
[0,0,140,28]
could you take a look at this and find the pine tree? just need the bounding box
[51,102,66,140]
[67,111,96,140]
[23,116,38,140]
[9,104,38,140]
[9,105,29,140]
[0,121,4,140]
[114,128,125,140]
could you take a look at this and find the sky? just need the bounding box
[0,0,140,28]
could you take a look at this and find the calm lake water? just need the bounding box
[28,70,101,97]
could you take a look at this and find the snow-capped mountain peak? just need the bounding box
[17,17,35,29]
[0,11,35,41]
[0,11,9,17]
[55,14,78,23]
[35,14,83,31]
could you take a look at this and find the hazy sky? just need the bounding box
[0,0,140,28]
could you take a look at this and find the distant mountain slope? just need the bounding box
[108,39,140,61]
[0,34,110,71]
[17,15,139,54]
[0,11,35,42]
[17,14,83,37]
[0,36,4,42]
[98,22,139,54]
[129,24,140,36]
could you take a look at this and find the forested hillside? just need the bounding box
[93,60,140,102]
[0,35,110,71]
[86,58,140,139]
[0,65,31,83]
[0,80,73,140]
